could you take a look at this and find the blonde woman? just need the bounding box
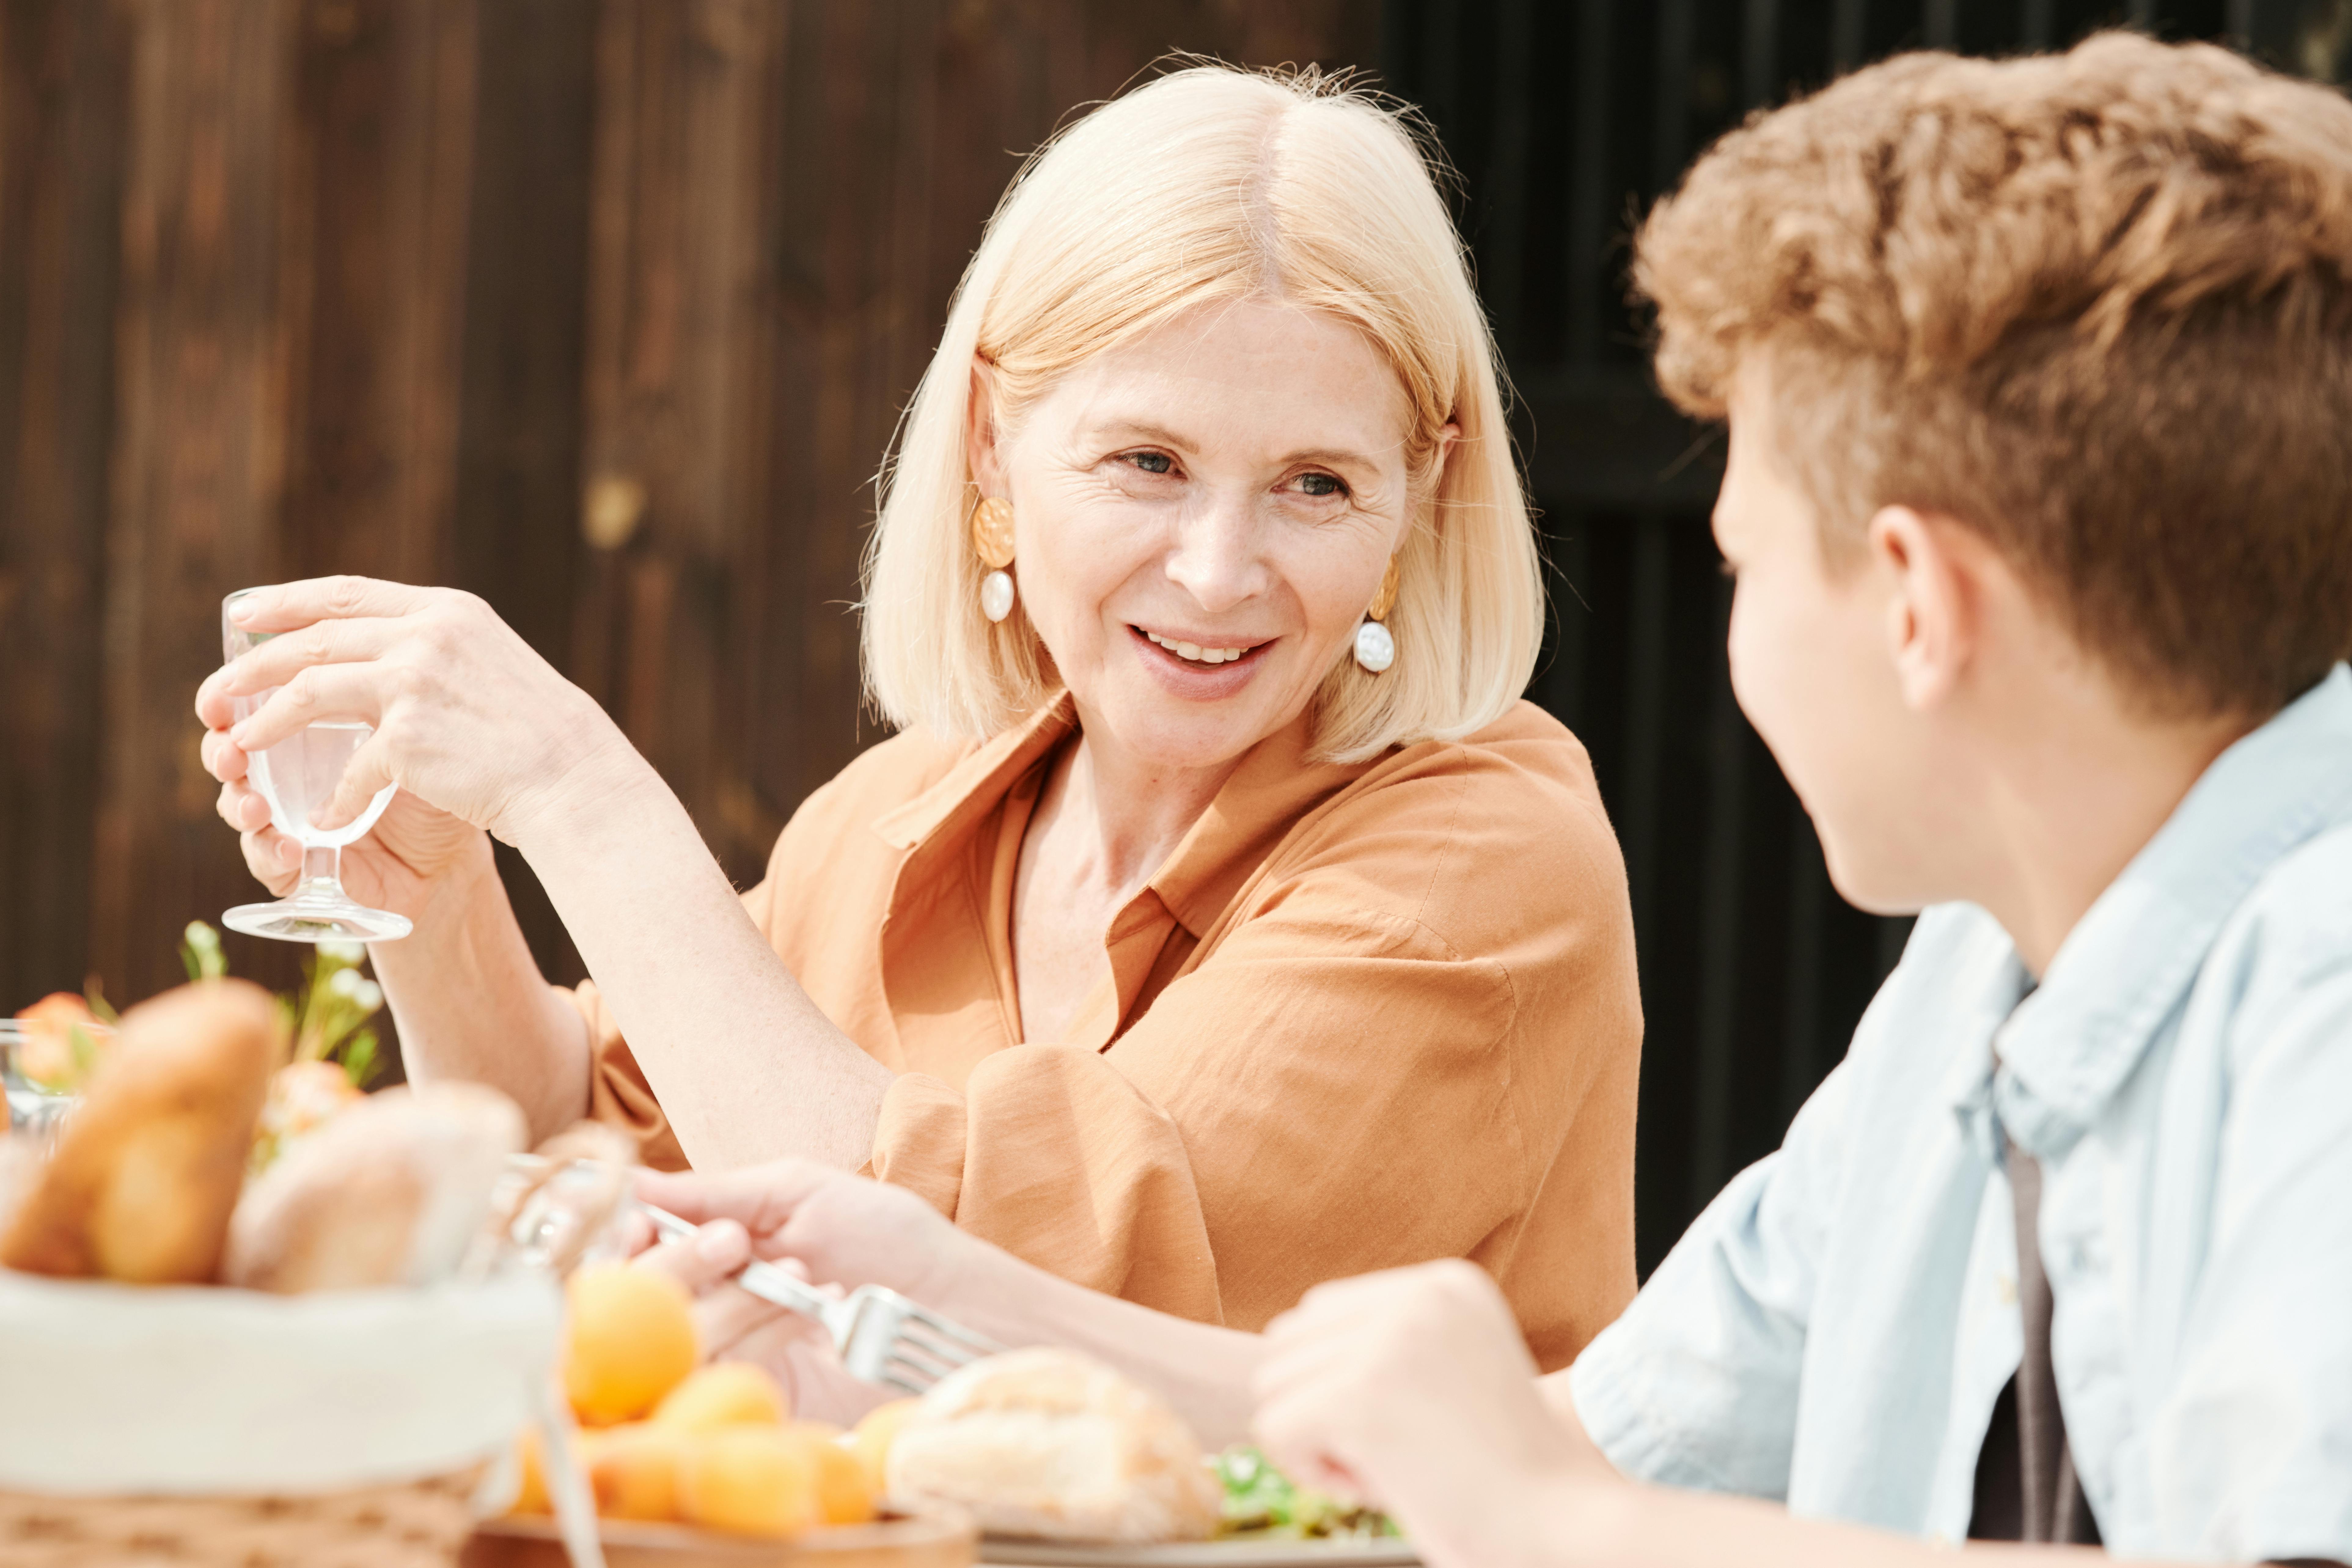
[193,65,1641,1367]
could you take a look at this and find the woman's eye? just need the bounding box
[1124,451,1174,475]
[1296,472,1348,498]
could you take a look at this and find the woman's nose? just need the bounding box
[1162,495,1269,614]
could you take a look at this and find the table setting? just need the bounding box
[0,595,1417,1568]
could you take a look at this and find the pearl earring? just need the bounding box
[972,497,1017,623]
[1354,556,1400,673]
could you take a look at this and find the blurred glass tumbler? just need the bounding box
[1,1019,110,1146]
[218,590,412,943]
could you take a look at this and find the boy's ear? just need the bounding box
[1869,505,1979,712]
[967,358,1005,495]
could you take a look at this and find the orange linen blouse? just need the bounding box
[572,695,1641,1370]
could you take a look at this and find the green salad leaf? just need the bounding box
[1213,1447,1400,1540]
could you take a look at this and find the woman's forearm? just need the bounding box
[510,750,892,1172]
[936,1239,1265,1447]
[371,834,592,1141]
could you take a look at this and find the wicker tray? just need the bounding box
[465,1513,977,1568]
[978,1540,1416,1567]
[0,1471,479,1568]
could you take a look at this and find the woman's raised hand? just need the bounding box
[193,577,633,856]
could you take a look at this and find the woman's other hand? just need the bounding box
[1254,1261,1610,1567]
[633,1160,974,1310]
[193,576,637,851]
[623,1213,895,1428]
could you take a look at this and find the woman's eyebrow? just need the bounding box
[1089,419,1198,452]
[1089,421,1383,471]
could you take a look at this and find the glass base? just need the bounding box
[223,888,412,943]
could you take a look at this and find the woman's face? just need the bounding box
[975,297,1427,774]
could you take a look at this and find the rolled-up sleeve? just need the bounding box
[1570,1054,1855,1497]
[562,873,786,1174]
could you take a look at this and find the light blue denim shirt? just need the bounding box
[1571,665,2352,1561]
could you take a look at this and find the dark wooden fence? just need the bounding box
[4,0,2341,1272]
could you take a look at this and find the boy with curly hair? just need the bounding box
[1256,31,2352,1565]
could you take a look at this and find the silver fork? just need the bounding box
[639,1202,1005,1395]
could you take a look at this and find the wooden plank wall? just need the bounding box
[0,0,1376,1033]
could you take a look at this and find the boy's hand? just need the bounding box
[1254,1260,1608,1566]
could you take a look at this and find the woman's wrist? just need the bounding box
[499,709,666,864]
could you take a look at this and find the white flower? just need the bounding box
[325,966,383,1012]
[315,939,367,964]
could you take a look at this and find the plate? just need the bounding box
[977,1539,1417,1567]
[466,1512,977,1567]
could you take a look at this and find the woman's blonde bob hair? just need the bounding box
[862,63,1543,763]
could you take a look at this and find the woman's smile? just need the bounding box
[1128,623,1277,698]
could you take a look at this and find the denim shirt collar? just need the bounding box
[1951,666,2352,1158]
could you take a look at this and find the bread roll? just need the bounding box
[1,979,282,1283]
[223,1080,526,1293]
[886,1348,1222,1544]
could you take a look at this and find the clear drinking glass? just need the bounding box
[2,1017,111,1146]
[219,589,413,942]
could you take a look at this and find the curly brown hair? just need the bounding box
[1635,31,2352,718]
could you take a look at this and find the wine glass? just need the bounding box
[218,589,413,942]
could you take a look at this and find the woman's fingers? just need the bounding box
[199,727,251,784]
[218,615,408,697]
[311,730,398,832]
[634,1161,840,1239]
[227,664,387,757]
[227,575,440,635]
[240,826,303,895]
[215,777,269,834]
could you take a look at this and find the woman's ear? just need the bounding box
[1869,505,1982,712]
[967,358,1006,497]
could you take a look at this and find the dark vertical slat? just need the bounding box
[1689,567,1746,1198]
[2023,0,2058,49]
[451,0,598,988]
[576,0,785,881]
[1545,516,1593,732]
[1832,0,1867,69]
[1744,0,1781,106]
[1779,826,1829,1118]
[1924,0,1959,47]
[1618,513,1671,949]
[0,0,128,1008]
[1563,0,1611,366]
[93,0,300,1005]
[1878,913,1916,975]
[278,0,475,589]
[1653,0,1695,190]
[1482,0,1535,353]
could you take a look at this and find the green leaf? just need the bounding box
[339,1029,380,1090]
[179,921,228,982]
[82,980,119,1025]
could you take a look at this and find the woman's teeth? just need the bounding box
[1143,630,1251,665]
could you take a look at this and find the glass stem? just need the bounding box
[301,841,342,898]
